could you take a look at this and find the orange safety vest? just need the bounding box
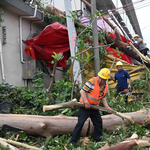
[80,77,108,106]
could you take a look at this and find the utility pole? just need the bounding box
[91,0,100,76]
[64,0,82,84]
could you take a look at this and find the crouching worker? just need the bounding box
[71,68,113,147]
[110,61,131,103]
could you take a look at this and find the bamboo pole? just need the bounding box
[0,139,19,150]
[0,138,42,150]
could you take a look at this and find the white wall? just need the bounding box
[0,7,45,87]
[0,8,23,86]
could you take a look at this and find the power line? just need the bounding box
[141,24,150,30]
[109,1,150,16]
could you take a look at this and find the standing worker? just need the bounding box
[133,34,149,56]
[71,68,113,147]
[110,61,131,103]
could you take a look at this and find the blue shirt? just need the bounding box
[115,69,131,90]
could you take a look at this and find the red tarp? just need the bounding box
[107,33,132,64]
[86,35,132,64]
[25,22,132,68]
[25,22,70,68]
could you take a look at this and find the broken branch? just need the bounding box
[43,99,135,124]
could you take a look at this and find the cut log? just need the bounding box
[97,138,150,150]
[0,109,149,138]
[97,140,137,150]
[0,114,89,138]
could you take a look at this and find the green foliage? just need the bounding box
[0,146,10,150]
[76,28,93,42]
[67,11,78,23]
[42,135,73,150]
[52,52,61,61]
[44,12,66,26]
[131,69,150,103]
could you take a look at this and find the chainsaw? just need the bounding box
[121,88,144,97]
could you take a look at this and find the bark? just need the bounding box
[43,99,135,124]
[0,109,150,138]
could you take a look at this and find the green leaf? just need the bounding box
[80,40,84,49]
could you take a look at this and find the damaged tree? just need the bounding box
[46,1,150,68]
[81,0,150,67]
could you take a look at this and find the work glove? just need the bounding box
[128,85,132,92]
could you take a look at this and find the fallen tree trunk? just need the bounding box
[0,109,149,138]
[0,114,89,138]
[43,99,135,124]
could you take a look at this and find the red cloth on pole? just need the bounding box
[25,22,70,68]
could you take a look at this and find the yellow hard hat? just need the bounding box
[98,68,110,79]
[116,61,123,66]
[133,34,139,38]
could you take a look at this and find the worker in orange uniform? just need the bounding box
[71,68,113,147]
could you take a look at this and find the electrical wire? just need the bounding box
[112,1,150,15]
[141,24,150,30]
[102,0,150,16]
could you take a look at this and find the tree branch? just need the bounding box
[46,60,58,104]
[43,99,135,124]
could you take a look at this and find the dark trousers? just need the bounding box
[115,88,128,103]
[71,107,102,143]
